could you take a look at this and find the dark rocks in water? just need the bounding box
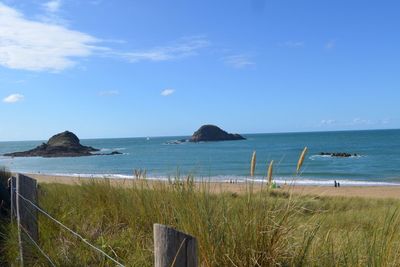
[166,140,182,145]
[109,151,122,155]
[320,152,357,158]
[165,139,188,145]
[189,125,245,142]
[4,131,99,158]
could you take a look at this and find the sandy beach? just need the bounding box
[24,173,400,200]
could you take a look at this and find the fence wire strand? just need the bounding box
[15,190,125,267]
[19,224,57,267]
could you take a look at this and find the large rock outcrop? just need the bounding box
[4,131,99,158]
[189,125,245,142]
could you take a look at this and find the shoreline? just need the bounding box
[16,171,400,187]
[22,172,400,200]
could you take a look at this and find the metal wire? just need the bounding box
[19,224,56,267]
[15,190,125,267]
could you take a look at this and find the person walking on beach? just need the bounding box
[334,180,337,188]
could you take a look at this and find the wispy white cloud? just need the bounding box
[279,41,304,48]
[224,54,255,69]
[319,118,392,128]
[14,79,25,84]
[381,118,390,125]
[3,93,24,103]
[43,0,62,13]
[161,89,175,96]
[0,3,99,71]
[325,40,336,50]
[320,119,337,125]
[99,90,119,96]
[351,118,372,125]
[118,36,210,63]
[0,3,209,72]
[90,0,103,5]
[39,0,67,25]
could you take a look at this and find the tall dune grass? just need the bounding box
[2,179,318,266]
[250,151,256,177]
[267,160,274,185]
[2,149,400,266]
[0,166,10,190]
[0,167,12,267]
[296,147,308,175]
[3,179,400,266]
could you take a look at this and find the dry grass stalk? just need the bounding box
[133,169,147,179]
[296,147,308,175]
[250,151,256,177]
[267,160,274,185]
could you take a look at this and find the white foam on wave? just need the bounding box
[163,140,188,145]
[27,172,134,179]
[309,154,365,160]
[248,178,400,186]
[99,147,126,152]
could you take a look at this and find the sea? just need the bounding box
[1,129,400,186]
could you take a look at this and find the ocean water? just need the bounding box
[1,129,400,186]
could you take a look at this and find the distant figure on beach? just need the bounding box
[334,180,337,188]
[338,182,341,187]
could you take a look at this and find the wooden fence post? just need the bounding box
[11,173,39,265]
[10,176,16,222]
[154,224,198,267]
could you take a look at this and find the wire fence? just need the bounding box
[12,184,125,267]
[9,173,198,267]
[19,224,56,267]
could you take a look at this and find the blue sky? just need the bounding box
[0,0,399,141]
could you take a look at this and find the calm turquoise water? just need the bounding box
[1,129,400,186]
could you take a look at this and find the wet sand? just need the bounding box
[24,173,400,200]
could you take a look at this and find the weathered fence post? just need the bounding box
[154,224,198,267]
[11,173,38,265]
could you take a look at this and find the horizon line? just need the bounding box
[0,127,399,143]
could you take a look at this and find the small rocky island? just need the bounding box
[4,131,121,158]
[320,152,358,158]
[190,125,245,142]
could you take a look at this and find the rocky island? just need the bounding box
[4,131,120,158]
[190,125,245,142]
